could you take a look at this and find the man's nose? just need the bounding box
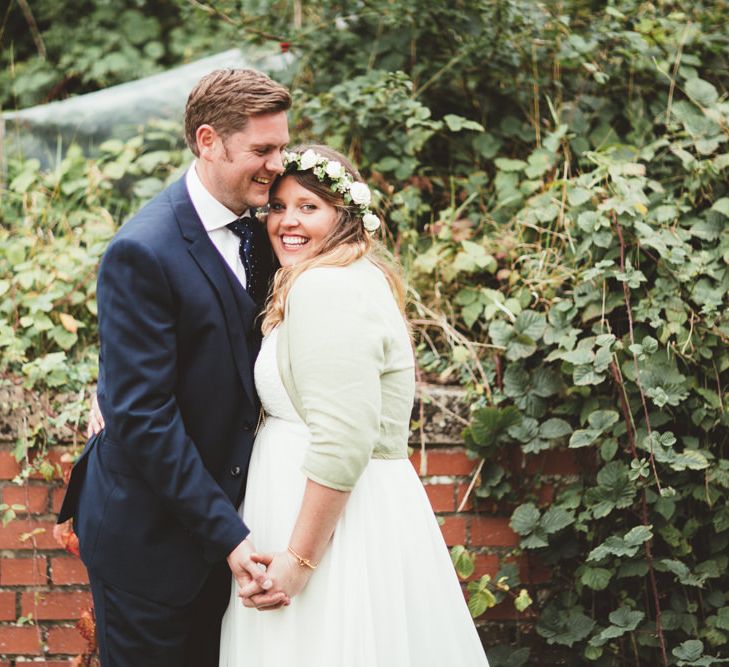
[267,150,284,175]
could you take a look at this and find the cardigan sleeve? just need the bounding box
[285,266,385,491]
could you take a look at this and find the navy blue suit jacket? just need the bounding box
[59,176,276,606]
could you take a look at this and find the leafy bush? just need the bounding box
[4,0,729,664]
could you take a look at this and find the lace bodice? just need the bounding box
[254,327,304,424]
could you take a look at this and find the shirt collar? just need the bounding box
[185,162,252,232]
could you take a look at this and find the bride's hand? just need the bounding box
[241,551,313,610]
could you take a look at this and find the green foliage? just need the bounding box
[5,0,729,663]
[1,122,187,472]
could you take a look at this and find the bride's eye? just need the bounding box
[301,204,317,212]
[269,202,284,212]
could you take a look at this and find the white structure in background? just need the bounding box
[1,48,295,170]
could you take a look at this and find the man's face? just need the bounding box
[196,111,290,214]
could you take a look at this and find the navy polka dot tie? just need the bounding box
[227,216,259,302]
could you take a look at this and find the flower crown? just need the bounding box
[281,149,381,232]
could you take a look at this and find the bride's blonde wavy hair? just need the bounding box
[261,144,406,335]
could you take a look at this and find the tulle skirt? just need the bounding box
[219,416,489,666]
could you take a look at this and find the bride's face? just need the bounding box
[267,176,339,267]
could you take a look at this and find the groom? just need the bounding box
[57,69,291,666]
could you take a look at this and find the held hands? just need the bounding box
[239,549,313,610]
[227,539,290,610]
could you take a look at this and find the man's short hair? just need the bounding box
[184,68,292,156]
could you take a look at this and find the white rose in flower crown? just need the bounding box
[362,213,381,232]
[325,160,344,179]
[299,149,319,170]
[349,182,372,207]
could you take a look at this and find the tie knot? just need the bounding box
[227,216,253,239]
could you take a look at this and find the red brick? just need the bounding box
[0,519,58,550]
[538,483,555,505]
[424,483,456,512]
[21,662,76,666]
[0,591,16,621]
[0,450,21,480]
[0,557,47,585]
[21,591,92,621]
[440,516,466,545]
[0,626,42,654]
[46,626,88,654]
[52,486,67,514]
[2,484,49,514]
[51,557,89,585]
[410,448,477,476]
[467,553,500,581]
[470,516,519,548]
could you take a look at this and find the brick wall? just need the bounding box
[0,385,578,663]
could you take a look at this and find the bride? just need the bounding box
[219,144,489,666]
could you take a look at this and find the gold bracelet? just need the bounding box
[288,546,317,570]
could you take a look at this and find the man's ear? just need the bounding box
[196,124,219,160]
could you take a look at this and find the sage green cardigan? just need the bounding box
[276,257,415,492]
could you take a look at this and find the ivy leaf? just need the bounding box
[539,418,572,439]
[450,545,476,579]
[537,606,595,647]
[711,197,729,218]
[541,506,575,534]
[514,310,546,341]
[579,566,612,590]
[510,503,541,535]
[569,429,600,448]
[685,78,719,107]
[466,406,522,447]
[588,410,620,431]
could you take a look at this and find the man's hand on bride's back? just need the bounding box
[228,539,289,610]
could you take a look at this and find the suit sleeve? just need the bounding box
[286,268,385,491]
[97,236,246,562]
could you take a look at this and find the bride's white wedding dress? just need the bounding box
[219,328,489,666]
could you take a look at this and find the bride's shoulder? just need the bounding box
[290,259,377,301]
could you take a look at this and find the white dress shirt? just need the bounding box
[185,163,248,288]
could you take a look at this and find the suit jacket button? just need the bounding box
[230,465,242,478]
[242,421,253,431]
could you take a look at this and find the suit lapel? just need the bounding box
[168,178,258,408]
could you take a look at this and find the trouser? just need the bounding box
[88,560,231,667]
